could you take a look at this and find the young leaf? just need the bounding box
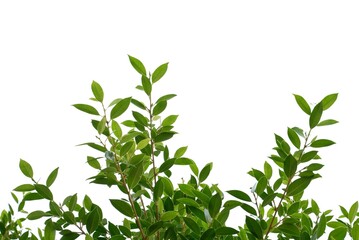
[19,159,34,178]
[46,167,59,187]
[73,104,99,115]
[284,155,297,178]
[128,55,146,76]
[321,93,338,110]
[208,193,222,218]
[293,94,311,115]
[152,63,168,83]
[174,146,188,158]
[110,199,134,218]
[309,102,323,129]
[349,201,358,223]
[287,127,301,149]
[110,97,132,119]
[199,162,213,183]
[311,139,335,148]
[91,80,104,102]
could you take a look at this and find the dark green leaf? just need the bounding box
[246,216,263,239]
[78,142,107,152]
[110,199,134,218]
[287,127,301,149]
[154,132,176,142]
[201,229,215,240]
[293,94,311,115]
[91,81,104,102]
[128,55,146,76]
[307,163,324,171]
[216,226,239,235]
[255,177,267,195]
[27,210,45,220]
[153,179,164,201]
[321,93,338,110]
[34,184,53,200]
[311,139,335,148]
[199,162,213,183]
[300,150,318,162]
[63,211,76,224]
[86,207,101,234]
[276,223,300,236]
[46,167,59,187]
[49,201,62,216]
[309,102,323,129]
[352,224,359,240]
[159,158,176,173]
[73,104,99,115]
[209,193,222,218]
[120,141,134,156]
[318,119,339,126]
[67,194,77,212]
[19,159,33,178]
[316,214,327,237]
[132,111,148,126]
[176,198,200,208]
[127,162,144,189]
[131,98,147,110]
[153,100,167,116]
[152,63,168,83]
[147,221,164,236]
[287,177,312,196]
[183,217,201,234]
[44,221,56,240]
[110,97,132,119]
[284,155,297,178]
[226,190,251,202]
[14,184,35,192]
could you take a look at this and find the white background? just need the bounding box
[1,0,359,236]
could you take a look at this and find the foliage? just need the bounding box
[0,56,356,240]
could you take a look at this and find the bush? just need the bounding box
[0,56,357,240]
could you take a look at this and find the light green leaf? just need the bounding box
[13,184,35,192]
[349,201,358,223]
[111,120,122,139]
[161,211,177,221]
[19,159,33,178]
[287,127,301,149]
[87,156,101,170]
[137,138,150,150]
[73,104,99,115]
[174,146,188,158]
[287,177,312,196]
[156,94,176,104]
[318,119,339,126]
[293,94,311,115]
[162,115,178,126]
[91,80,104,102]
[152,63,168,83]
[27,210,45,220]
[321,93,338,110]
[264,161,273,179]
[128,55,146,75]
[141,75,152,96]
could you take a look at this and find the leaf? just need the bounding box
[162,115,179,126]
[137,138,150,150]
[73,104,99,115]
[91,81,104,102]
[111,120,122,139]
[128,55,146,75]
[19,159,33,178]
[329,227,347,239]
[287,177,312,196]
[78,142,107,152]
[178,184,195,197]
[153,179,164,201]
[110,97,132,119]
[318,119,339,126]
[161,211,177,221]
[321,93,338,110]
[199,162,213,183]
[245,216,263,239]
[201,229,215,240]
[316,214,327,237]
[27,210,45,220]
[87,156,101,170]
[120,141,134,156]
[152,63,168,83]
[174,146,188,158]
[176,198,200,208]
[13,184,35,192]
[264,161,272,179]
[127,162,144,189]
[131,98,147,110]
[132,111,148,126]
[311,139,335,148]
[352,224,359,240]
[46,167,59,187]
[284,154,297,178]
[97,116,106,134]
[49,201,62,216]
[309,102,323,129]
[300,151,318,162]
[86,207,101,234]
[293,94,311,115]
[276,223,300,237]
[307,163,324,171]
[44,221,56,240]
[34,184,53,200]
[226,190,251,202]
[67,194,77,212]
[216,226,239,235]
[147,221,164,236]
[349,201,358,223]
[156,94,176,104]
[153,101,167,115]
[110,199,134,218]
[159,158,176,173]
[141,75,152,95]
[208,193,222,218]
[154,132,176,142]
[183,217,201,234]
[287,128,301,149]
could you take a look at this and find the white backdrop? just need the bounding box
[1,0,358,235]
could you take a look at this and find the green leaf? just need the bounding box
[293,94,311,115]
[46,167,59,187]
[352,224,359,240]
[110,97,132,119]
[127,162,144,189]
[216,226,239,235]
[137,138,150,150]
[152,63,168,83]
[44,221,56,240]
[276,223,300,237]
[19,159,33,178]
[83,195,93,211]
[287,177,312,196]
[174,146,188,158]
[162,115,178,126]
[161,211,177,221]
[141,75,152,95]
[153,179,164,201]
[120,141,134,156]
[49,201,62,216]
[245,216,263,239]
[156,94,176,104]
[201,229,215,240]
[349,201,358,223]
[63,211,76,224]
[307,163,324,171]
[132,111,148,126]
[321,93,338,110]
[97,116,106,134]
[199,162,213,183]
[73,104,99,115]
[287,128,301,149]
[13,184,35,192]
[111,120,122,139]
[34,184,53,200]
[311,139,335,148]
[329,227,347,239]
[317,119,339,126]
[264,161,272,179]
[284,155,297,178]
[87,156,101,170]
[67,194,77,212]
[86,207,101,234]
[154,132,176,142]
[78,142,107,152]
[27,210,45,220]
[176,198,200,208]
[208,193,222,218]
[226,190,251,202]
[178,184,195,197]
[309,102,323,129]
[300,151,318,162]
[153,100,167,115]
[159,158,176,173]
[147,221,164,236]
[131,98,147,110]
[91,81,104,102]
[128,55,146,76]
[183,217,201,234]
[110,199,134,218]
[316,214,327,237]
